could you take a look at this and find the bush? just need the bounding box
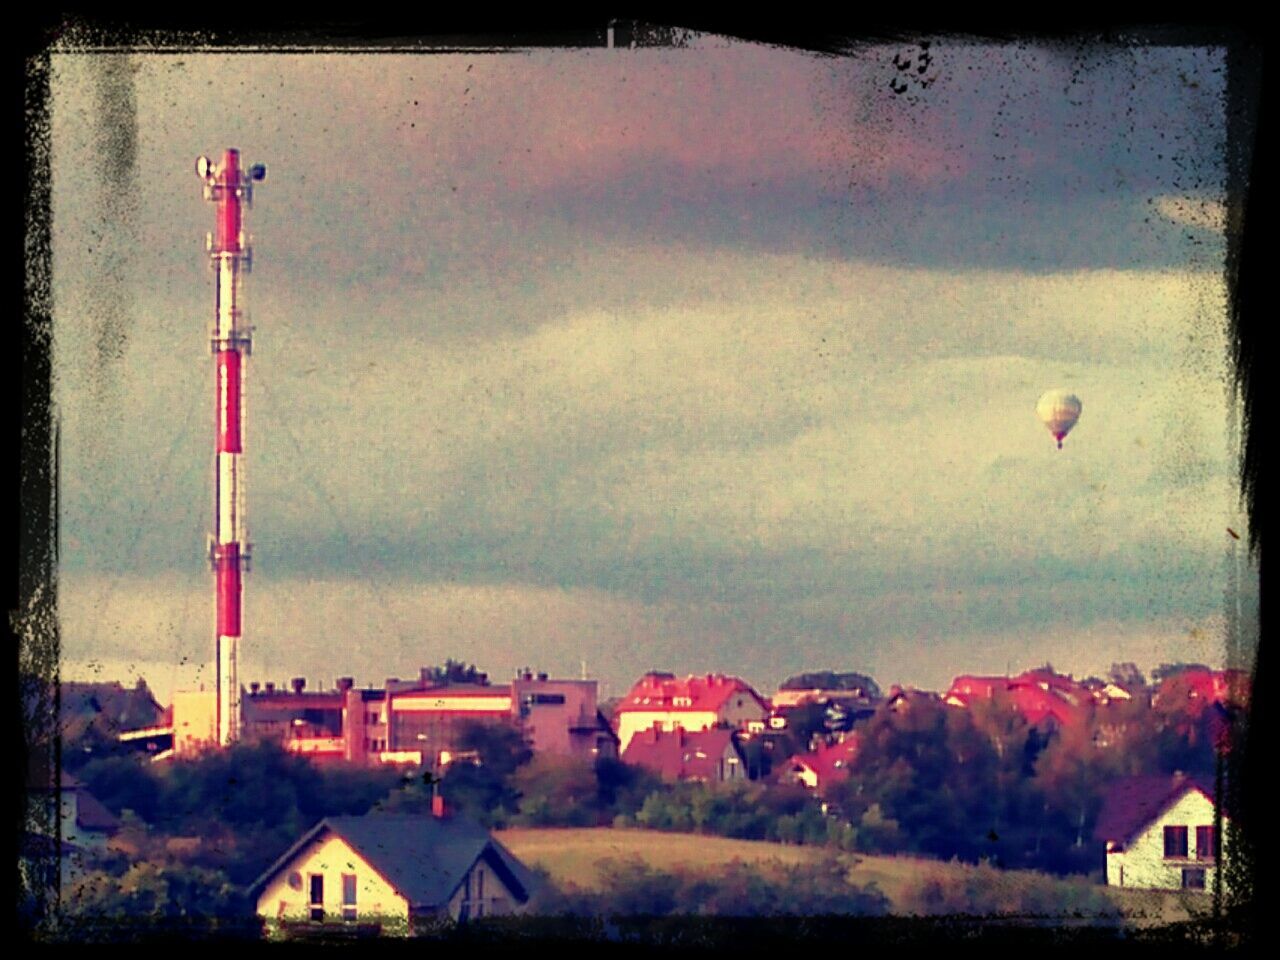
[536,855,888,919]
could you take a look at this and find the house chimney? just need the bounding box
[249,681,260,695]
[537,672,548,682]
[291,677,306,694]
[336,677,354,693]
[264,682,275,694]
[477,673,488,685]
[523,670,533,681]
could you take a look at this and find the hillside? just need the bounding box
[495,826,1204,927]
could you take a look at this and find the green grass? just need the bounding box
[495,826,1200,926]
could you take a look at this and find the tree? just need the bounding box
[435,719,533,826]
[79,755,164,822]
[513,755,599,826]
[1107,662,1147,691]
[422,659,486,685]
[593,757,665,817]
[779,671,881,700]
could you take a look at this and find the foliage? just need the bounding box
[899,861,1120,921]
[512,756,600,827]
[779,671,882,700]
[427,720,535,827]
[58,863,254,938]
[616,780,846,848]
[537,854,889,918]
[1107,662,1147,691]
[78,755,165,822]
[421,658,488,685]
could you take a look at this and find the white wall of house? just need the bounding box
[617,710,718,752]
[60,792,108,852]
[719,693,769,731]
[1107,788,1227,894]
[444,858,526,921]
[257,834,409,932]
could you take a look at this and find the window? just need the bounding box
[309,874,324,922]
[341,873,357,921]
[1164,826,1188,859]
[1182,868,1206,890]
[1196,825,1218,861]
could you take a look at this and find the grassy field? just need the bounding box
[495,826,1203,926]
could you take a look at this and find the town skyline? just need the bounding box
[49,35,1256,712]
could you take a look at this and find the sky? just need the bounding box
[46,33,1258,705]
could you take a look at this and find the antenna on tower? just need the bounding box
[199,147,264,747]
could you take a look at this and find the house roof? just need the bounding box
[60,681,166,741]
[621,726,742,781]
[1094,774,1218,845]
[784,733,861,790]
[72,787,122,832]
[29,772,121,832]
[1155,668,1251,712]
[248,812,535,910]
[617,673,768,716]
[945,671,1089,728]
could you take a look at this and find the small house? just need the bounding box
[249,809,535,937]
[1095,773,1228,893]
[621,725,747,783]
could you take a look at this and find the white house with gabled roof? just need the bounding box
[248,808,535,937]
[1094,773,1228,894]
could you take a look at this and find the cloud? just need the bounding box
[54,251,1235,592]
[58,567,1256,707]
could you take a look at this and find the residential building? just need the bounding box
[169,668,616,768]
[249,809,535,937]
[944,669,1090,730]
[779,733,861,794]
[1094,773,1229,893]
[614,672,770,753]
[23,772,120,894]
[621,726,747,783]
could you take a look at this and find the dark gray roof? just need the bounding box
[248,812,535,910]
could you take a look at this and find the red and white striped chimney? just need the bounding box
[197,149,265,746]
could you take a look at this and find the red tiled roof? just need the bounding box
[1094,773,1217,845]
[617,673,768,716]
[945,670,1090,728]
[621,726,741,782]
[785,733,861,790]
[1156,668,1250,713]
[946,676,1004,700]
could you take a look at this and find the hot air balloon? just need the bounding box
[1036,389,1082,449]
